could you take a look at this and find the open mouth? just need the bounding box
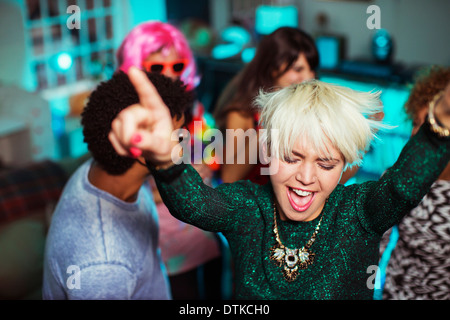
[287,187,315,212]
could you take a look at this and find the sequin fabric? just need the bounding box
[150,122,450,299]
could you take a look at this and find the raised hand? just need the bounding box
[108,67,178,166]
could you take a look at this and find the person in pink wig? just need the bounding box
[117,21,199,91]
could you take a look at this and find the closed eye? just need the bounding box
[317,157,340,171]
[318,163,335,171]
[283,156,299,164]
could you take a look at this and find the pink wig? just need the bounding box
[117,21,199,91]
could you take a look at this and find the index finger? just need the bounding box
[128,66,167,111]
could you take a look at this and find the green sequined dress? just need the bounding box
[150,122,450,299]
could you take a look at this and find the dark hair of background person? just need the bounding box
[405,65,450,123]
[213,27,319,131]
[82,71,194,175]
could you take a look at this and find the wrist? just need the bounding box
[145,140,183,170]
[154,161,176,170]
[145,158,175,170]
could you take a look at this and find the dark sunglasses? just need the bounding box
[142,59,188,75]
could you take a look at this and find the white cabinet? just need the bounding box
[0,118,32,166]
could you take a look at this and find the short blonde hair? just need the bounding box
[255,80,385,168]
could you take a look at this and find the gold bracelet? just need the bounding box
[428,90,450,137]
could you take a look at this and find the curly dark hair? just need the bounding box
[405,66,450,123]
[81,71,194,175]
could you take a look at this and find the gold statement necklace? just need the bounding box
[270,202,324,282]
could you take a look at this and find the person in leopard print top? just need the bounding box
[382,66,450,300]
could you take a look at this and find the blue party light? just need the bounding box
[316,36,340,69]
[255,5,298,35]
[372,29,393,63]
[55,52,73,72]
[241,47,256,63]
[221,26,251,46]
[212,26,252,60]
[211,43,242,60]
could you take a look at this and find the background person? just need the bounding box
[43,71,193,299]
[381,66,450,300]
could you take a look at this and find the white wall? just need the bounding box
[0,0,34,90]
[296,0,450,66]
[209,0,231,33]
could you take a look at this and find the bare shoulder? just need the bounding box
[225,110,255,131]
